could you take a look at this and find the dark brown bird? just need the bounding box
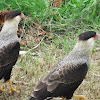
[0,10,24,93]
[30,31,100,100]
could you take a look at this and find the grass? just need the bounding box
[0,0,100,100]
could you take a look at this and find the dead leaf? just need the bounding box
[20,40,27,46]
[36,37,41,42]
[48,36,53,39]
[33,22,45,30]
[32,22,49,37]
[33,34,37,37]
[39,31,46,36]
[17,26,23,37]
[50,0,65,8]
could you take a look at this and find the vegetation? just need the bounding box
[0,0,100,100]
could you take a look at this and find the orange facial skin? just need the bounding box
[94,34,98,40]
[20,13,24,19]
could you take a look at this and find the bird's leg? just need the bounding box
[73,95,88,100]
[0,85,5,92]
[8,79,17,93]
[62,96,65,100]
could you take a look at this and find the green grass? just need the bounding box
[0,0,100,100]
[0,0,100,26]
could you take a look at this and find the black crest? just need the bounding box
[5,10,21,20]
[79,31,96,41]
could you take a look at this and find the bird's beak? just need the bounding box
[94,34,100,40]
[20,13,24,19]
[97,34,100,38]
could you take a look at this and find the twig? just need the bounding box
[26,35,46,54]
[19,35,46,59]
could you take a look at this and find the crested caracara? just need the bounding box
[30,31,100,100]
[0,10,24,93]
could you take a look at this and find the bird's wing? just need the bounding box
[0,41,20,67]
[35,60,88,92]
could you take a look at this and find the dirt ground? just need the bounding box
[0,48,100,100]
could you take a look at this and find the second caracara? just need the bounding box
[0,10,24,93]
[30,31,100,100]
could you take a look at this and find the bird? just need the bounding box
[30,31,100,100]
[0,10,24,93]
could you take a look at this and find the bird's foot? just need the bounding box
[62,96,65,100]
[9,87,17,93]
[0,88,5,92]
[8,79,18,93]
[73,95,88,100]
[0,85,6,92]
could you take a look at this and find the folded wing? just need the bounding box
[0,41,20,80]
[33,60,88,99]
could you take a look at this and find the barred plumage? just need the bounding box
[30,31,99,100]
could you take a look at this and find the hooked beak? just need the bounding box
[98,34,100,38]
[20,13,24,19]
[94,34,100,40]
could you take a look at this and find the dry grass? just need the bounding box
[0,0,100,99]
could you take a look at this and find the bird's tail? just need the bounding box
[29,97,36,100]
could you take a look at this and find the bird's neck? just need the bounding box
[0,20,19,41]
[1,20,18,33]
[69,41,91,59]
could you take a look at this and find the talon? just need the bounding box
[73,95,88,100]
[8,79,18,93]
[9,88,17,93]
[0,87,5,92]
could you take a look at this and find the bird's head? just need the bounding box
[77,31,100,50]
[5,10,24,25]
[0,10,24,35]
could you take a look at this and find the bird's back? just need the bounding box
[31,54,89,100]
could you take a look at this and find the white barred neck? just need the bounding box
[69,38,95,57]
[74,38,95,51]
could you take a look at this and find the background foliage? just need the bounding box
[0,0,100,26]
